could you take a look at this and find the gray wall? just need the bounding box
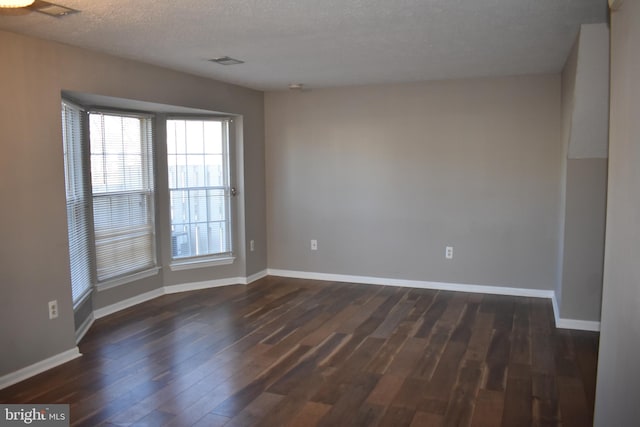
[568,24,610,160]
[594,1,640,424]
[556,34,580,310]
[265,76,562,290]
[0,30,266,377]
[558,23,609,322]
[561,159,607,320]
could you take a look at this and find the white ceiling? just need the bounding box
[0,0,607,91]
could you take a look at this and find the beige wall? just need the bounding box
[595,1,640,424]
[0,30,266,377]
[265,76,562,289]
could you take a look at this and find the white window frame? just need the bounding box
[62,100,94,307]
[88,110,159,288]
[166,117,235,270]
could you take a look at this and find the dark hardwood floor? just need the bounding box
[0,277,599,426]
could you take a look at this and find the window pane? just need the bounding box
[122,117,142,154]
[167,121,177,155]
[93,193,152,232]
[205,155,224,186]
[123,155,143,189]
[167,154,178,189]
[209,221,227,254]
[104,154,124,192]
[174,120,186,154]
[186,121,204,153]
[170,189,189,225]
[103,115,124,154]
[207,189,225,221]
[168,153,190,189]
[186,155,205,187]
[204,121,223,154]
[189,189,207,224]
[89,114,104,154]
[171,224,189,258]
[90,154,106,194]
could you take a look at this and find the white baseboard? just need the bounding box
[95,270,270,317]
[267,268,555,299]
[555,318,601,331]
[7,268,599,392]
[246,269,268,284]
[164,277,244,294]
[75,313,95,344]
[2,270,271,390]
[93,288,165,319]
[0,347,81,390]
[551,292,561,325]
[551,293,600,331]
[163,269,267,293]
[268,268,601,331]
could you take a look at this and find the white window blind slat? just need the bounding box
[89,112,156,282]
[62,101,92,305]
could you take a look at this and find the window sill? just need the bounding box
[169,256,235,271]
[96,267,161,292]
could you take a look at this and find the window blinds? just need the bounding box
[89,112,156,281]
[62,101,92,305]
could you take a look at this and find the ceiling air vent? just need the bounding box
[208,56,244,66]
[29,0,78,17]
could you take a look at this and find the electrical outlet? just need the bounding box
[445,246,454,260]
[48,300,58,320]
[311,239,318,251]
[250,240,255,252]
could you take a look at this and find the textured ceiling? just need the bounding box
[0,0,607,91]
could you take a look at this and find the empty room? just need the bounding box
[0,0,638,426]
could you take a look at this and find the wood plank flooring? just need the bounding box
[0,277,599,426]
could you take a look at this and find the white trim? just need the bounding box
[267,268,555,299]
[93,288,165,319]
[3,269,599,391]
[75,313,95,344]
[246,269,268,284]
[94,271,269,317]
[164,277,244,294]
[0,347,81,391]
[555,318,601,331]
[552,292,601,331]
[72,288,93,311]
[169,256,235,271]
[552,292,561,327]
[96,267,161,292]
[92,272,263,318]
[268,268,602,331]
